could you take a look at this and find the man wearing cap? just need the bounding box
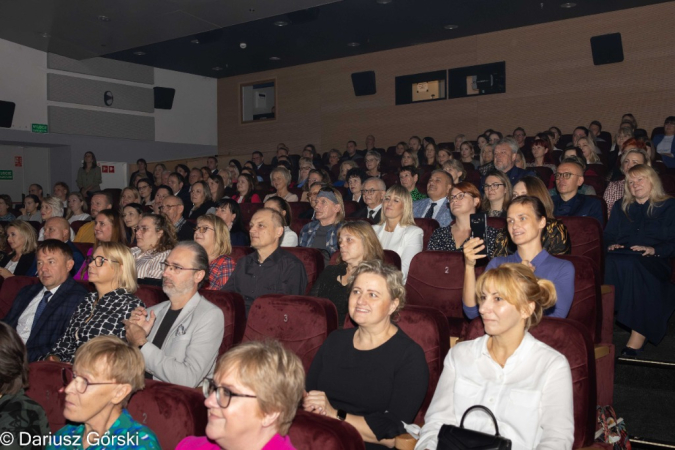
[299,186,344,265]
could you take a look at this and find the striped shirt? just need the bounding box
[131,247,171,280]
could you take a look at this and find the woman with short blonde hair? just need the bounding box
[195,214,235,290]
[264,167,298,203]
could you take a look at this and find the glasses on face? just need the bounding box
[86,256,119,267]
[194,225,214,234]
[136,226,156,234]
[161,262,201,274]
[361,189,383,195]
[485,183,505,191]
[62,367,118,394]
[201,379,257,409]
[555,172,579,180]
[450,192,472,203]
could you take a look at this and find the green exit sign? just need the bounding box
[32,123,48,133]
[0,170,13,180]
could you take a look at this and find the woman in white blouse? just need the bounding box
[371,184,423,281]
[263,167,298,203]
[415,263,574,450]
[131,214,176,286]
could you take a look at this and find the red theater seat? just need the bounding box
[329,249,402,271]
[344,305,450,424]
[135,285,167,308]
[486,217,506,230]
[405,251,468,337]
[26,361,207,450]
[343,200,359,218]
[73,242,93,257]
[70,220,90,234]
[555,255,601,343]
[0,275,40,319]
[556,216,604,280]
[243,295,338,372]
[289,202,312,220]
[199,289,247,355]
[413,218,440,249]
[291,218,312,237]
[230,246,254,264]
[239,203,264,225]
[289,409,366,450]
[463,317,600,449]
[282,247,325,293]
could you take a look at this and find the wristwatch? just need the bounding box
[337,409,347,421]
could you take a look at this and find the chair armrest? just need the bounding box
[395,433,417,450]
[600,285,615,344]
[594,344,610,359]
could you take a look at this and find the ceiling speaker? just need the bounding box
[154,87,176,110]
[351,71,376,96]
[0,100,16,128]
[591,33,624,66]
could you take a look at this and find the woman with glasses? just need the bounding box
[428,182,500,255]
[53,336,160,449]
[136,178,154,207]
[0,322,50,446]
[371,185,423,282]
[495,176,570,256]
[45,242,144,363]
[215,199,250,247]
[364,151,382,178]
[481,170,512,218]
[296,157,315,189]
[189,181,216,220]
[177,340,305,450]
[75,209,127,281]
[194,214,235,290]
[131,214,176,286]
[463,196,574,321]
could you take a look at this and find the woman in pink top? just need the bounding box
[176,340,305,450]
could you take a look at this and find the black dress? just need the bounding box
[310,263,350,327]
[0,252,36,276]
[306,327,429,449]
[604,199,675,344]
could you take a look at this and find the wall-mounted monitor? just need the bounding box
[448,62,505,99]
[395,70,446,105]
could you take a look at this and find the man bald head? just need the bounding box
[43,217,71,242]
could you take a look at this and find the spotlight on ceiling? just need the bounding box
[39,32,51,38]
[98,15,111,22]
[212,67,223,71]
[191,39,200,44]
[444,24,458,30]
[269,57,281,61]
[133,51,146,56]
[347,42,360,47]
[560,2,576,7]
[274,20,289,27]
[376,0,392,4]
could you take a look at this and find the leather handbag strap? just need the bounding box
[459,405,502,436]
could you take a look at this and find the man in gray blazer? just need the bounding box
[412,170,454,227]
[125,241,224,388]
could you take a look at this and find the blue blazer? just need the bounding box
[2,276,88,362]
[412,198,453,227]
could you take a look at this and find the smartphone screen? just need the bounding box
[469,213,487,242]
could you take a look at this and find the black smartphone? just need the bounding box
[469,213,487,242]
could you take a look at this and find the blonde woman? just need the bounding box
[0,221,37,278]
[66,192,91,223]
[263,167,298,202]
[194,214,235,290]
[39,196,75,241]
[120,187,141,209]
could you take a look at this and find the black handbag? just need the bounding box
[437,405,512,450]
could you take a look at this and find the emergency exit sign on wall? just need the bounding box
[0,170,13,180]
[32,123,48,133]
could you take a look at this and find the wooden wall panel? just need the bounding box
[218,3,675,162]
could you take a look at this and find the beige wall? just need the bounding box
[218,3,675,162]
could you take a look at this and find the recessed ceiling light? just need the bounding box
[191,39,200,44]
[133,51,146,56]
[444,24,458,30]
[347,42,360,47]
[274,20,288,27]
[376,0,392,4]
[269,56,281,61]
[560,2,576,7]
[97,15,111,22]
[39,32,51,38]
[212,66,223,71]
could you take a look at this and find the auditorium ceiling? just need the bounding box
[0,0,670,78]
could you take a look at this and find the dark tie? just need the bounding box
[32,291,53,330]
[424,202,437,219]
[368,210,375,220]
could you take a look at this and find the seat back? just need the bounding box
[73,242,93,257]
[135,285,167,308]
[405,251,467,336]
[26,361,208,450]
[556,255,601,343]
[413,218,440,249]
[291,218,312,237]
[289,202,312,220]
[0,275,40,319]
[486,217,506,230]
[328,249,402,271]
[199,289,247,355]
[463,317,596,448]
[344,305,450,424]
[230,246,254,264]
[70,220,90,234]
[282,247,325,293]
[343,201,359,218]
[289,409,366,450]
[555,216,604,279]
[531,166,554,187]
[243,295,338,372]
[239,203,264,225]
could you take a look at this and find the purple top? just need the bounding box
[176,434,296,450]
[464,249,575,319]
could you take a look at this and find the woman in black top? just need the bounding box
[0,221,37,279]
[215,199,250,247]
[310,221,384,327]
[305,260,428,450]
[188,181,215,220]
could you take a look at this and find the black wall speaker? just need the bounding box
[351,71,376,96]
[591,33,624,66]
[154,87,176,110]
[0,100,16,128]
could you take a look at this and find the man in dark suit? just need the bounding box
[168,172,192,218]
[26,217,84,277]
[3,240,88,362]
[206,156,219,175]
[161,196,195,241]
[252,151,272,178]
[353,177,385,222]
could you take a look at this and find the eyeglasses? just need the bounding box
[162,204,179,210]
[161,262,202,273]
[62,367,118,394]
[136,226,156,234]
[86,256,119,267]
[361,189,383,195]
[555,172,579,180]
[450,192,473,203]
[194,226,214,234]
[484,183,505,191]
[138,185,150,190]
[201,379,257,409]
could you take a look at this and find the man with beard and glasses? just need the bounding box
[123,241,224,388]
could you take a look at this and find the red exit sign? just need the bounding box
[14,156,22,167]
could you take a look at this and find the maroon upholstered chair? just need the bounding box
[282,247,325,293]
[70,220,89,234]
[381,172,399,188]
[238,203,264,225]
[486,217,506,230]
[344,305,450,424]
[291,218,312,237]
[26,361,208,450]
[413,218,440,249]
[27,221,42,234]
[199,289,247,355]
[289,409,365,450]
[73,242,93,257]
[0,275,40,319]
[554,255,600,343]
[584,175,607,197]
[135,285,168,308]
[531,166,554,187]
[229,246,254,264]
[328,249,402,271]
[289,201,312,220]
[556,216,604,281]
[405,251,468,337]
[343,200,359,218]
[243,295,338,372]
[463,317,601,449]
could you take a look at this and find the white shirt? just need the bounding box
[281,226,299,247]
[657,135,674,154]
[372,223,423,282]
[367,203,383,219]
[17,285,62,343]
[422,197,448,221]
[5,259,18,274]
[68,214,91,224]
[416,333,574,450]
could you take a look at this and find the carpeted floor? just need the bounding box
[612,314,675,444]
